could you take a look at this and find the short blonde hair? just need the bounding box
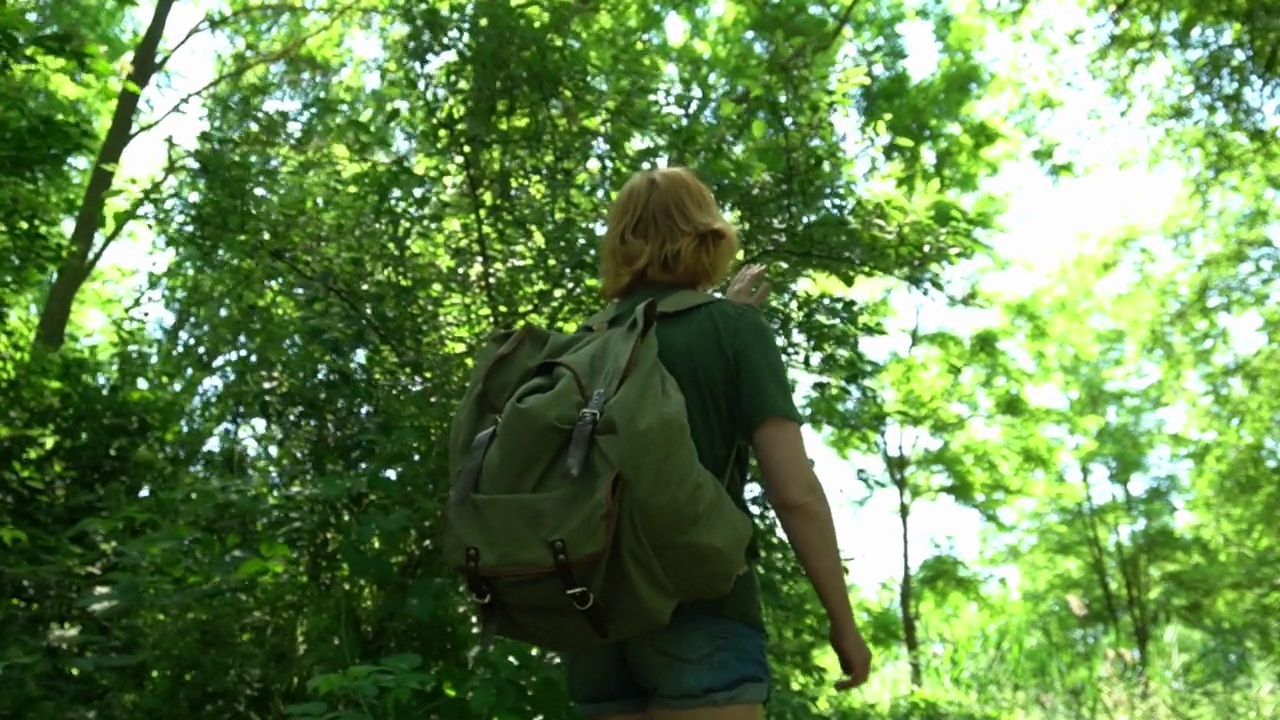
[598,167,739,300]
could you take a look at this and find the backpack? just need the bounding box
[440,290,754,653]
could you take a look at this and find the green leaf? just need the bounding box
[284,701,328,716]
[0,527,28,546]
[235,557,270,578]
[381,653,422,670]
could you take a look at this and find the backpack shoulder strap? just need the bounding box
[581,289,721,333]
[581,285,721,333]
[581,302,623,333]
[655,289,719,315]
[721,442,742,485]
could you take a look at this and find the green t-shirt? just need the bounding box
[608,284,804,632]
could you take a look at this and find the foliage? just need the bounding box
[0,0,129,313]
[2,0,1277,718]
[1000,0,1280,181]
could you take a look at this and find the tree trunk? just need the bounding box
[33,0,176,352]
[897,479,922,687]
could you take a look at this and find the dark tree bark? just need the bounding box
[34,0,176,352]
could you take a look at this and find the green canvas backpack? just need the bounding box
[440,290,753,652]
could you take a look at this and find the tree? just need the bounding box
[21,0,1280,717]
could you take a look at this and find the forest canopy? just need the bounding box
[1,0,1276,718]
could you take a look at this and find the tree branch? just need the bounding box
[154,3,312,75]
[266,248,408,364]
[131,1,368,142]
[84,142,181,279]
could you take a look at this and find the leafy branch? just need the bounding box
[131,0,373,142]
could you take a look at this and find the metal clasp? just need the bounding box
[565,587,595,610]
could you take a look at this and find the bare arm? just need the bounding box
[752,417,857,632]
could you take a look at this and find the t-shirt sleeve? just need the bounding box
[731,306,803,442]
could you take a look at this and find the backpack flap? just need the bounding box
[443,328,625,650]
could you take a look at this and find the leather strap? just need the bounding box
[550,538,609,639]
[465,547,500,652]
[450,424,498,504]
[566,389,606,478]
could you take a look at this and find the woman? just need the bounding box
[563,167,873,720]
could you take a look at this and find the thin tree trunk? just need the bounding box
[899,482,922,687]
[34,0,176,352]
[1115,476,1152,671]
[1079,472,1123,644]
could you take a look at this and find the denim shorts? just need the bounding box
[563,609,771,717]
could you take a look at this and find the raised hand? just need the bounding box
[726,263,771,307]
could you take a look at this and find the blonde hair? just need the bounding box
[598,167,739,300]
